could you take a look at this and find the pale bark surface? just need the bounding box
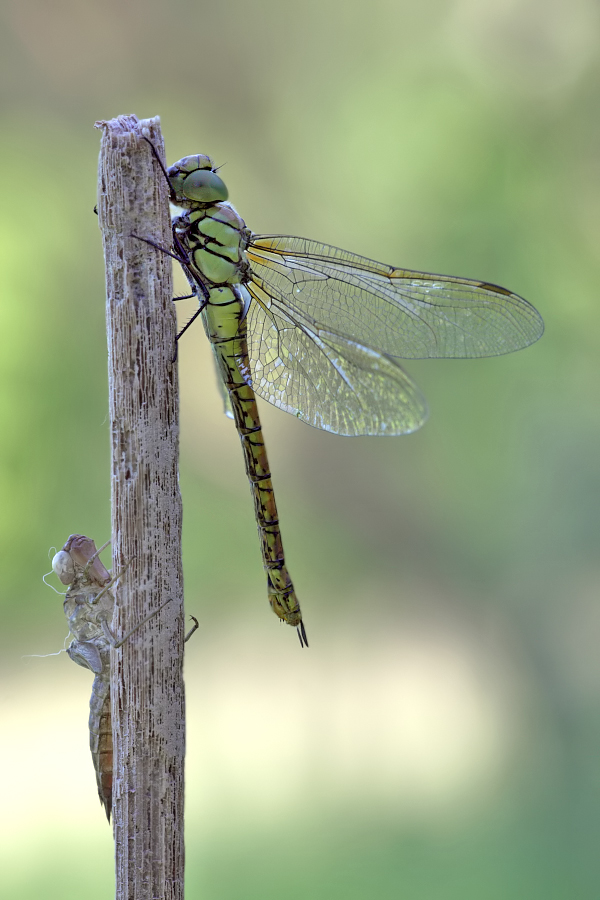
[96,114,185,900]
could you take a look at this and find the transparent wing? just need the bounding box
[247,235,544,360]
[244,284,427,436]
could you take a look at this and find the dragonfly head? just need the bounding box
[167,155,229,207]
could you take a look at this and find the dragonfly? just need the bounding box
[52,534,117,820]
[52,534,182,820]
[153,149,544,648]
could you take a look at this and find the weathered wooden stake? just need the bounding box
[96,114,185,900]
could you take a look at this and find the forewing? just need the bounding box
[244,285,427,436]
[247,236,544,359]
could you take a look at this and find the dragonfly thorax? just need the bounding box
[173,202,250,287]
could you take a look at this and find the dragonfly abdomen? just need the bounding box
[236,395,303,632]
[203,288,305,639]
[89,670,113,820]
[235,392,302,626]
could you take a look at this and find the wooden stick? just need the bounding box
[95,114,185,900]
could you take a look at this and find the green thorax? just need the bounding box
[168,155,250,289]
[172,203,250,287]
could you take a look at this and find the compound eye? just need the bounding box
[182,169,228,202]
[52,550,75,585]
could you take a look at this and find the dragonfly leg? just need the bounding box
[176,301,208,341]
[141,135,171,184]
[139,135,212,307]
[185,615,199,642]
[132,226,210,364]
[90,561,131,606]
[169,298,208,364]
[102,598,173,649]
[130,232,188,266]
[132,224,211,326]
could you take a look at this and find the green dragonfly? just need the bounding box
[161,152,543,647]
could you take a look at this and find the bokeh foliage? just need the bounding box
[1,0,600,897]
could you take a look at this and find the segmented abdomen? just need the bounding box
[206,293,305,642]
[89,673,112,821]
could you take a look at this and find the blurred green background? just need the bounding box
[2,0,600,897]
